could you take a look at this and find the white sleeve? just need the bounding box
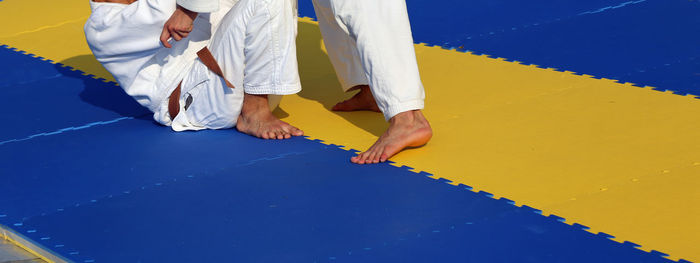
[85,0,177,88]
[85,0,176,58]
[176,0,219,13]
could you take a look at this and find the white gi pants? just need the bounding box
[171,0,300,131]
[311,0,425,120]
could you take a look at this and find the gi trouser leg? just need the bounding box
[311,0,425,120]
[172,0,300,131]
[209,0,301,95]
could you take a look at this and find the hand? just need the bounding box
[160,5,198,48]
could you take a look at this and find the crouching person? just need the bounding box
[85,0,303,139]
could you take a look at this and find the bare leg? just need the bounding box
[331,85,381,112]
[352,109,432,164]
[236,93,303,139]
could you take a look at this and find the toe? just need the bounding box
[383,144,403,160]
[280,122,303,137]
[288,126,304,137]
[331,100,347,111]
[366,150,377,164]
[376,147,389,163]
[331,103,341,111]
[379,152,390,162]
[332,100,355,111]
[372,148,383,163]
[359,152,372,164]
[276,131,284,140]
[278,129,290,139]
[372,153,381,163]
[293,128,303,136]
[353,153,364,164]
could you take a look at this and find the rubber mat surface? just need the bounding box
[299,0,700,94]
[0,67,678,261]
[1,0,699,262]
[0,46,148,143]
[0,38,689,263]
[5,138,677,263]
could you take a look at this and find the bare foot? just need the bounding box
[351,110,432,164]
[236,94,303,139]
[331,85,381,112]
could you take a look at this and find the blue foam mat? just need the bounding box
[0,118,314,221]
[0,45,149,143]
[2,133,674,262]
[298,0,700,95]
[0,48,679,262]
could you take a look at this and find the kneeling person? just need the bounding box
[85,0,303,139]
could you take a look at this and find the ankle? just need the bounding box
[390,110,429,126]
[389,110,417,124]
[358,86,374,99]
[241,94,270,114]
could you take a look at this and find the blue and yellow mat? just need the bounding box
[1,0,699,262]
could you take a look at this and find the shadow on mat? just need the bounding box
[55,55,152,121]
[296,21,388,137]
[54,21,388,135]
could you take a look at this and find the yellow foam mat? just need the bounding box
[545,163,700,259]
[0,0,90,39]
[1,0,698,261]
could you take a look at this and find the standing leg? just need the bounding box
[208,0,303,139]
[329,0,425,119]
[311,0,367,92]
[315,0,432,163]
[311,0,379,112]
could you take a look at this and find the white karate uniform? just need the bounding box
[311,0,425,120]
[176,0,219,13]
[84,0,300,131]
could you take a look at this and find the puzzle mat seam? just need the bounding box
[0,29,693,261]
[3,144,689,262]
